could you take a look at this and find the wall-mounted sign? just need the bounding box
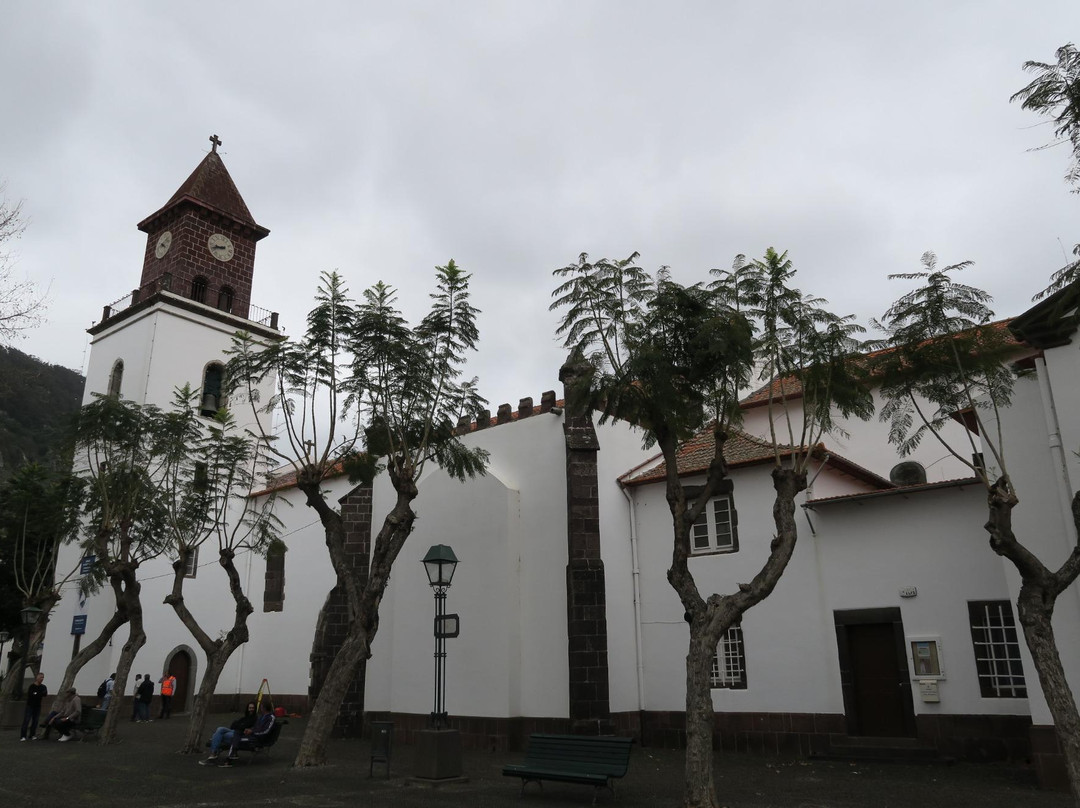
[899,586,917,598]
[80,556,96,575]
[71,615,87,636]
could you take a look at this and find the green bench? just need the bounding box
[502,733,633,803]
[75,706,106,741]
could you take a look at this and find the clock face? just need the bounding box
[154,230,173,259]
[208,233,235,262]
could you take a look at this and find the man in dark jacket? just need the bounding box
[20,672,47,740]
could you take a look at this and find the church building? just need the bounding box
[41,143,1080,789]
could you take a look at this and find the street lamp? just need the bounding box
[15,606,42,700]
[422,545,459,730]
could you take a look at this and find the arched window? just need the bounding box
[107,360,124,398]
[191,276,208,304]
[217,285,234,313]
[200,363,225,416]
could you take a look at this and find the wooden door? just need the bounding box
[168,649,192,713]
[835,609,916,738]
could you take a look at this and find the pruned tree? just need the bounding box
[0,464,82,704]
[227,262,487,767]
[1011,43,1080,298]
[0,185,47,342]
[551,250,872,808]
[152,386,282,753]
[872,252,1080,804]
[60,394,171,743]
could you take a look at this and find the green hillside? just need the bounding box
[0,346,84,477]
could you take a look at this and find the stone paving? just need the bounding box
[0,712,1072,807]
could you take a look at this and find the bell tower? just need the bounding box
[84,138,280,412]
[134,135,269,319]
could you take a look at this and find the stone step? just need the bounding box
[811,735,953,765]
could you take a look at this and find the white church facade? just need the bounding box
[40,145,1080,789]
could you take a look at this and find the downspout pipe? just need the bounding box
[620,484,647,729]
[1035,356,1078,558]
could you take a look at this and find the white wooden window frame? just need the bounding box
[691,496,738,555]
[710,624,747,689]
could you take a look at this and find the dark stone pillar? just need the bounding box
[560,353,613,736]
[308,482,373,736]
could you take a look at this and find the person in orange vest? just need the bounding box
[158,671,177,719]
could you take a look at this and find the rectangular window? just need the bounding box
[968,600,1027,698]
[710,624,747,689]
[692,496,739,555]
[264,547,285,613]
[183,547,199,579]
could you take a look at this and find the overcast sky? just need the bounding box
[3,1,1079,409]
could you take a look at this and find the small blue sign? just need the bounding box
[71,615,87,635]
[80,556,95,575]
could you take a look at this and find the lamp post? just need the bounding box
[413,544,466,785]
[15,606,42,700]
[422,544,458,729]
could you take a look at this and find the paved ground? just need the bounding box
[0,713,1071,807]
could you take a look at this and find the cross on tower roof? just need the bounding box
[209,134,222,153]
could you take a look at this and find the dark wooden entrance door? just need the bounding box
[835,609,916,738]
[167,649,192,713]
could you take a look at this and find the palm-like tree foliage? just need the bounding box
[552,250,871,808]
[870,252,1016,479]
[228,261,486,767]
[1011,43,1080,299]
[1012,42,1080,189]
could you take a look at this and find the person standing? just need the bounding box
[101,673,116,709]
[158,671,176,719]
[136,673,153,722]
[19,672,47,741]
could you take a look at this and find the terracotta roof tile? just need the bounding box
[740,319,1020,410]
[619,427,892,489]
[138,151,268,238]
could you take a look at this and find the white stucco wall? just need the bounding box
[626,464,1023,719]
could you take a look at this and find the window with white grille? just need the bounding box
[968,600,1027,698]
[692,496,738,555]
[710,624,747,689]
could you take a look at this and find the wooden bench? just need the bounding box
[502,733,633,803]
[231,718,286,762]
[75,706,106,741]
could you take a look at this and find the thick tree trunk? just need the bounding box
[165,548,253,754]
[684,633,718,808]
[1018,586,1080,807]
[182,652,231,754]
[668,440,806,808]
[293,475,417,768]
[100,573,145,744]
[50,609,128,710]
[294,626,371,766]
[985,483,1080,804]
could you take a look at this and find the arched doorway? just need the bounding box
[163,646,196,714]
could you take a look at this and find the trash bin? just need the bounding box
[369,721,394,777]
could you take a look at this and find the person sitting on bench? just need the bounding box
[200,701,257,765]
[205,700,275,767]
[42,688,81,741]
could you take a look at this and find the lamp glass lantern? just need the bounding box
[423,545,459,589]
[20,606,42,626]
